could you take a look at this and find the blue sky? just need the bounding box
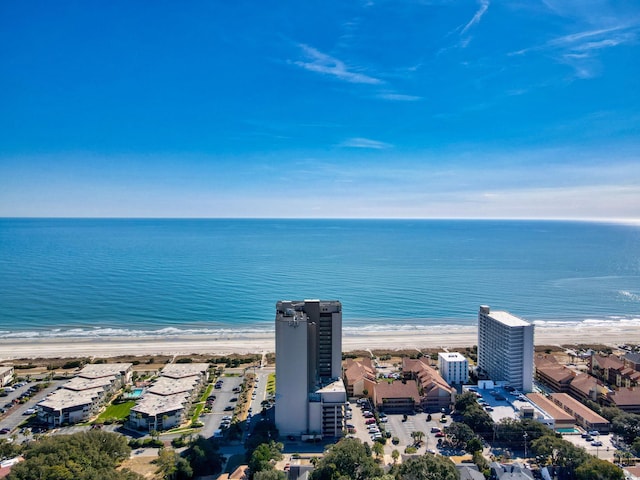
[1,0,639,219]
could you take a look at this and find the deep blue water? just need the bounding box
[1,218,639,338]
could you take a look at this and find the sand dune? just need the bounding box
[1,323,638,360]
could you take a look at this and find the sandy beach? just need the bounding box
[1,323,638,360]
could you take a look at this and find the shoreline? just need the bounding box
[1,324,639,360]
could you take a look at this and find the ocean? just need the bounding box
[1,218,639,339]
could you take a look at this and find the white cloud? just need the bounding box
[510,25,636,56]
[339,137,392,149]
[509,24,637,79]
[292,44,383,85]
[460,0,490,35]
[375,92,422,102]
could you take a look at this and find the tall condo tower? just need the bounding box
[275,300,346,438]
[477,305,534,392]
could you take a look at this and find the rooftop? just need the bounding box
[550,393,610,425]
[486,310,531,328]
[439,352,467,361]
[38,387,104,411]
[316,378,346,394]
[160,363,209,379]
[130,392,189,416]
[526,393,575,423]
[147,376,199,396]
[78,363,132,379]
[64,376,114,392]
[374,379,420,401]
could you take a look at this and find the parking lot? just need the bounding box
[562,431,616,461]
[348,399,451,460]
[199,372,244,438]
[0,380,65,438]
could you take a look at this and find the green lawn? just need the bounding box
[199,383,213,402]
[96,401,135,421]
[191,403,205,424]
[266,373,276,394]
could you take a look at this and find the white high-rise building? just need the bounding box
[438,352,469,385]
[477,305,534,392]
[275,299,346,438]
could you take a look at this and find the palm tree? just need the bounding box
[411,430,425,446]
[392,449,400,464]
[372,441,384,461]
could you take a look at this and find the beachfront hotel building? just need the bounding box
[438,352,469,386]
[275,299,347,438]
[0,367,14,387]
[37,363,132,426]
[477,305,534,392]
[129,363,209,432]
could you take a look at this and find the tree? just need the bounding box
[494,418,550,447]
[611,411,640,444]
[155,448,180,480]
[372,441,384,461]
[411,431,425,446]
[575,457,624,480]
[454,391,478,413]
[309,438,383,480]
[392,449,400,464]
[444,423,474,449]
[0,439,22,462]
[249,441,284,475]
[7,430,142,480]
[183,436,224,477]
[396,454,459,480]
[472,451,488,472]
[254,471,287,480]
[245,420,279,451]
[529,435,588,468]
[154,449,193,480]
[466,437,483,454]
[461,405,494,439]
[631,436,640,457]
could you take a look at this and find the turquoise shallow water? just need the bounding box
[1,218,639,339]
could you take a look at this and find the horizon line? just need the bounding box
[1,216,639,225]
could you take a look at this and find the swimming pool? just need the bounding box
[556,427,580,434]
[124,388,145,399]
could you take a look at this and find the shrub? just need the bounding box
[171,436,187,448]
[62,360,84,369]
[143,438,164,448]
